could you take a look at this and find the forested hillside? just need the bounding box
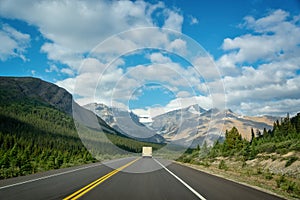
[0,77,163,179]
[209,113,300,158]
[0,102,95,178]
[178,112,300,161]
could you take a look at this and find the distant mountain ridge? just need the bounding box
[84,103,165,144]
[150,105,280,147]
[3,76,278,148]
[83,101,280,147]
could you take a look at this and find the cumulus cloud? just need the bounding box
[0,0,183,69]
[0,23,30,61]
[1,1,298,117]
[149,52,171,63]
[217,9,300,116]
[239,99,300,116]
[163,9,184,32]
[218,10,300,68]
[176,91,192,98]
[0,0,193,111]
[60,68,75,76]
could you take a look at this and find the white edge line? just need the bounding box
[0,157,136,190]
[154,158,206,200]
[0,163,102,190]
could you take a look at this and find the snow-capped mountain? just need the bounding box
[84,103,279,148]
[84,103,165,144]
[149,105,279,147]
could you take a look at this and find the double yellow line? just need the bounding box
[63,158,140,200]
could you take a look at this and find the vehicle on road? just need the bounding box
[142,146,152,158]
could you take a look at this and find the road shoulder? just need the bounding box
[174,161,289,200]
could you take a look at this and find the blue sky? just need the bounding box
[0,0,300,117]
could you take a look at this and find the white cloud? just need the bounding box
[136,95,213,118]
[61,68,74,76]
[0,0,190,111]
[167,38,187,55]
[79,58,107,73]
[56,77,75,94]
[132,95,212,118]
[0,24,30,61]
[149,52,171,63]
[176,91,192,98]
[2,1,298,117]
[0,0,183,67]
[189,15,199,25]
[45,64,59,73]
[192,55,222,81]
[126,62,201,89]
[243,9,289,33]
[41,43,83,70]
[131,108,150,117]
[218,9,300,68]
[239,99,300,116]
[215,9,300,116]
[163,9,183,32]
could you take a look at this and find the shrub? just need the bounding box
[276,175,286,188]
[285,156,298,167]
[218,160,228,170]
[264,173,273,180]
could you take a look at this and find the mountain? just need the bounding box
[0,76,73,114]
[151,104,206,138]
[149,105,279,147]
[0,77,96,178]
[0,77,164,179]
[84,103,165,144]
[0,76,120,135]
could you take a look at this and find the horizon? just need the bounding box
[85,100,291,119]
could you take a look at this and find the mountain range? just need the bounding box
[84,103,165,143]
[84,102,279,148]
[0,76,279,148]
[150,105,279,147]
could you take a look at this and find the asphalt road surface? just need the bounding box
[0,157,284,200]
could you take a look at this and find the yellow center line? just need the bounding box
[63,157,140,200]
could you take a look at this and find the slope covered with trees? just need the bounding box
[0,77,163,179]
[178,113,300,161]
[208,113,300,159]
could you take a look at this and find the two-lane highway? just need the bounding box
[0,157,284,200]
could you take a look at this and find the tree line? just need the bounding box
[178,112,300,161]
[0,102,163,179]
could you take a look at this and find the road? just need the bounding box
[0,157,284,200]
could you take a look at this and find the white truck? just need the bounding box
[142,146,152,158]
